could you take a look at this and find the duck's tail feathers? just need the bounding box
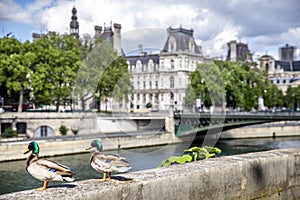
[116,166,132,173]
[62,176,75,182]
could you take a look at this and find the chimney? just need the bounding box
[138,44,143,56]
[113,23,122,56]
[94,25,102,39]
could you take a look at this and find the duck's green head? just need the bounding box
[24,141,39,155]
[86,140,103,151]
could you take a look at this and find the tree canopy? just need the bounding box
[186,60,282,111]
[0,33,132,112]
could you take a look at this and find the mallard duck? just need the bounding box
[86,140,131,181]
[24,141,75,190]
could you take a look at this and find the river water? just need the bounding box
[1,136,300,195]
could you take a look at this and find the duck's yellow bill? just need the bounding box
[85,146,93,150]
[24,149,30,154]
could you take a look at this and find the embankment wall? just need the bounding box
[1,147,300,199]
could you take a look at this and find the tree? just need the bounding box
[186,60,276,112]
[76,38,132,112]
[186,62,226,109]
[0,38,36,112]
[30,32,81,111]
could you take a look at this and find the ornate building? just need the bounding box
[126,26,204,111]
[226,40,253,62]
[94,23,123,56]
[279,44,296,61]
[259,53,300,94]
[70,6,79,37]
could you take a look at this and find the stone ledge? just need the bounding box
[1,148,300,199]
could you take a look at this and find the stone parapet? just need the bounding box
[1,148,300,199]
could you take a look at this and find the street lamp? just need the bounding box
[105,98,108,112]
[292,92,295,112]
[274,91,277,112]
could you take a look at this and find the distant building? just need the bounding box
[70,6,79,37]
[94,23,123,56]
[32,6,80,40]
[126,26,204,111]
[226,40,253,62]
[259,54,300,93]
[279,44,296,61]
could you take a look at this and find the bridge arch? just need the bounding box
[33,125,54,138]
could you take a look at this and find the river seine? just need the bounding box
[1,136,300,195]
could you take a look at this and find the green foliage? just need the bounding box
[71,128,79,135]
[186,60,280,111]
[186,62,225,108]
[160,146,222,167]
[59,125,68,136]
[30,32,81,111]
[1,128,17,138]
[73,36,132,111]
[146,102,152,109]
[0,38,35,112]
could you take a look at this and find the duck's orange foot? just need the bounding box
[36,181,48,191]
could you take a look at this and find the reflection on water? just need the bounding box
[1,136,300,195]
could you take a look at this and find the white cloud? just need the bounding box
[0,0,299,60]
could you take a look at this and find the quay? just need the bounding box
[0,131,181,162]
[2,112,300,162]
[1,147,300,199]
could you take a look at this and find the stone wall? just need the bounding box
[221,121,300,139]
[1,148,300,199]
[0,112,168,138]
[0,131,181,162]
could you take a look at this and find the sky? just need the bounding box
[0,0,300,60]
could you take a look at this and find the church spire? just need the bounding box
[70,4,79,37]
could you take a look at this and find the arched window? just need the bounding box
[148,59,154,71]
[169,37,176,52]
[171,59,175,69]
[136,60,142,72]
[170,92,174,100]
[265,63,269,72]
[170,76,174,88]
[189,39,194,53]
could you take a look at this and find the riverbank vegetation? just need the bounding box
[1,34,299,113]
[0,33,132,113]
[185,61,298,112]
[160,146,222,167]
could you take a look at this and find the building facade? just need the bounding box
[279,44,296,61]
[94,23,123,56]
[259,54,300,94]
[126,26,204,112]
[226,40,253,62]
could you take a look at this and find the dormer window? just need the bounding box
[189,39,194,53]
[168,37,176,52]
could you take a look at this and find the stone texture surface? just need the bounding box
[1,148,300,199]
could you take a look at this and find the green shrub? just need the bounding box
[59,125,68,136]
[1,128,17,138]
[160,146,222,167]
[71,128,79,135]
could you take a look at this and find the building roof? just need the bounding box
[162,27,201,54]
[100,26,114,40]
[126,53,159,65]
[275,60,300,72]
[125,48,161,57]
